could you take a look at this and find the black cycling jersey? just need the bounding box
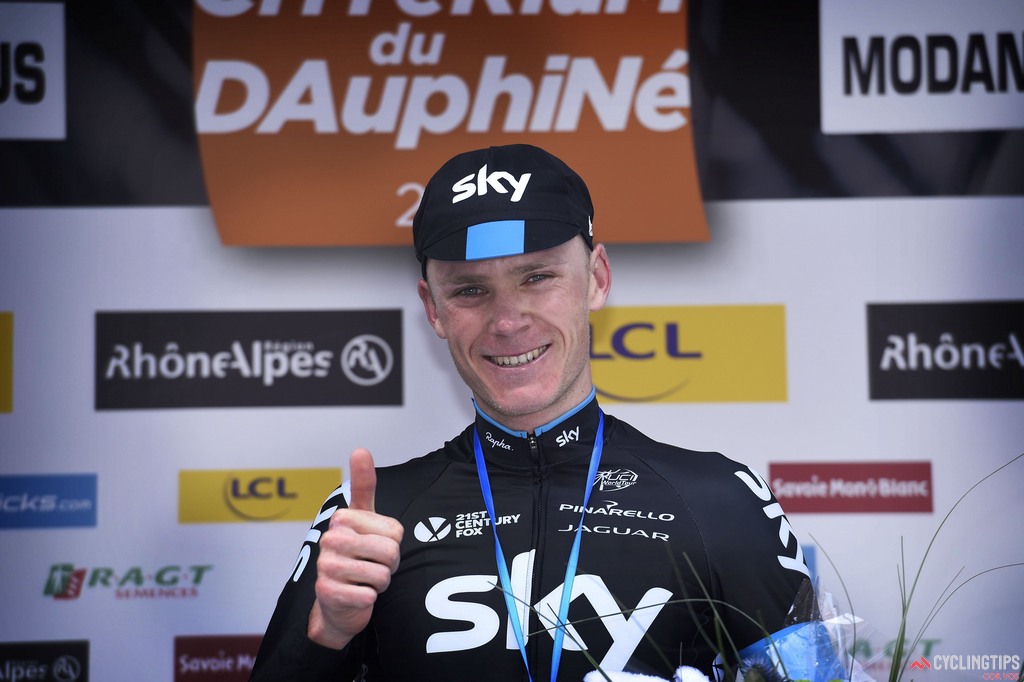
[251,396,810,681]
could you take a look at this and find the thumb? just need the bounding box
[347,448,377,512]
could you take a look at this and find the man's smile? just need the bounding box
[487,345,549,367]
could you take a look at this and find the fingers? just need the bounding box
[319,531,401,591]
[308,448,403,650]
[347,447,377,513]
[332,447,402,541]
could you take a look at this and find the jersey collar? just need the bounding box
[471,389,603,467]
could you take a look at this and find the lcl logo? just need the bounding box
[590,321,703,361]
[228,476,297,500]
[222,476,298,521]
[179,467,340,524]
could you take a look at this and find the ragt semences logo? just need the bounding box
[192,0,707,247]
[44,562,214,601]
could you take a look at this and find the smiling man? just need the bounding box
[251,145,828,682]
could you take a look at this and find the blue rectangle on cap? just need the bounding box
[465,220,525,260]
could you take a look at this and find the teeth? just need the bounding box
[491,346,545,367]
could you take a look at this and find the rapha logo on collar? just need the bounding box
[485,432,513,450]
[452,164,532,204]
[595,469,638,492]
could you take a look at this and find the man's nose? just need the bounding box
[488,290,530,335]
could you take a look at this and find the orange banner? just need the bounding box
[193,1,707,247]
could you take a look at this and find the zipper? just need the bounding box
[527,433,545,680]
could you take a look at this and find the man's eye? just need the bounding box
[527,273,550,284]
[455,286,483,297]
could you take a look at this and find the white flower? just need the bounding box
[582,666,710,682]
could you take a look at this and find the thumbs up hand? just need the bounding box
[308,448,404,650]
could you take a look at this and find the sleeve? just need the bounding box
[249,483,371,682]
[706,462,846,681]
[701,461,812,660]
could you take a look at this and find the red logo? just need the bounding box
[909,657,932,670]
[174,635,262,681]
[767,461,933,513]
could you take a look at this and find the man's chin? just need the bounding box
[479,391,560,427]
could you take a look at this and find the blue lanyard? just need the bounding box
[472,411,605,682]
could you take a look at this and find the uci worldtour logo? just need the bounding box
[595,469,638,492]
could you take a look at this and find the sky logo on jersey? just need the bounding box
[192,0,707,247]
[590,305,787,403]
[0,2,66,140]
[0,474,97,529]
[424,549,672,670]
[0,312,11,412]
[179,468,340,523]
[820,0,1024,134]
[734,466,809,578]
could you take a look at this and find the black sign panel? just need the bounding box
[867,301,1024,400]
[95,310,402,409]
[0,640,89,682]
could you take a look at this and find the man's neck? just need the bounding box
[473,389,597,438]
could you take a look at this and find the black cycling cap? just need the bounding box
[413,144,594,273]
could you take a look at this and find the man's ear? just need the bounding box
[417,278,448,340]
[588,243,612,313]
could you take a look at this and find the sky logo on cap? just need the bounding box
[452,164,532,204]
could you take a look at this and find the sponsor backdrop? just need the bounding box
[1,1,1023,680]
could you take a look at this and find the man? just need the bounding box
[250,144,816,681]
